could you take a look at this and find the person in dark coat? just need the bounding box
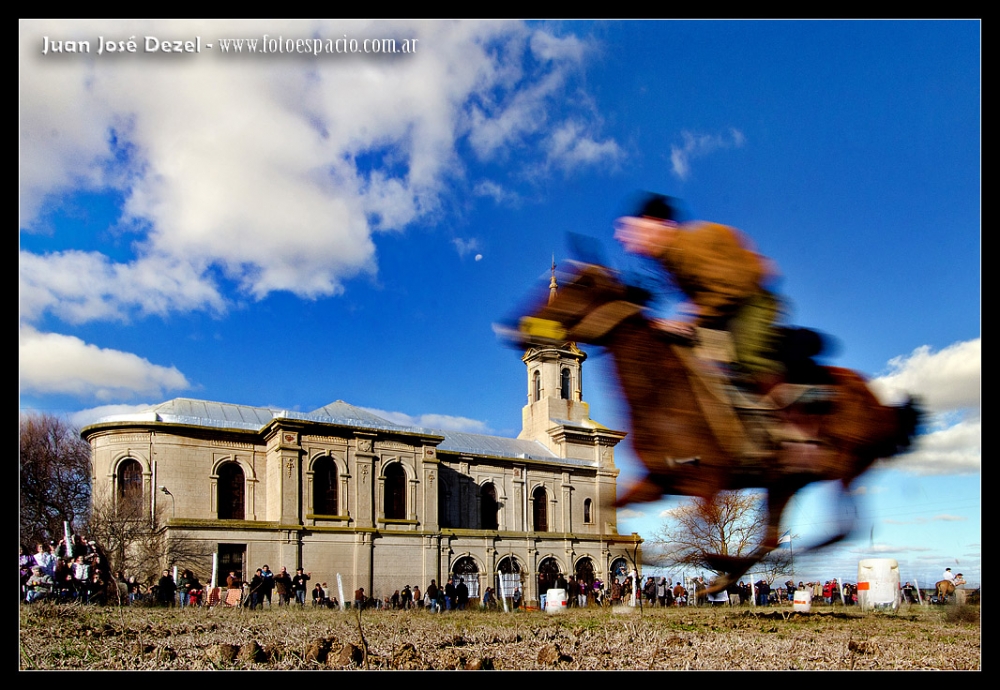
[157,569,177,606]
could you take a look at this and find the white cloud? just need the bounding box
[869,338,980,414]
[19,326,190,401]
[617,508,648,521]
[360,407,490,434]
[544,120,623,171]
[452,237,481,259]
[879,417,981,476]
[473,179,520,205]
[20,20,619,325]
[865,338,981,476]
[68,403,157,429]
[884,514,969,526]
[670,128,746,180]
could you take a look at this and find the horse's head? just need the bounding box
[515,262,651,347]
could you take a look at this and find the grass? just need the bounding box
[19,600,980,670]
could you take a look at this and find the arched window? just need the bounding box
[452,556,481,600]
[575,557,595,588]
[532,370,542,402]
[117,459,143,510]
[583,498,593,524]
[532,486,548,532]
[217,462,245,520]
[497,556,522,599]
[384,463,406,520]
[538,557,560,597]
[481,483,499,530]
[560,367,571,400]
[313,456,338,515]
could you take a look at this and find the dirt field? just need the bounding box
[19,601,980,670]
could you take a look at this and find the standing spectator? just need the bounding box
[187,572,203,607]
[260,565,275,607]
[643,577,656,606]
[177,569,194,608]
[426,579,439,612]
[413,584,422,609]
[20,547,35,600]
[755,579,770,606]
[273,566,293,606]
[71,555,91,600]
[456,577,469,610]
[33,543,57,578]
[353,586,365,609]
[292,568,311,606]
[248,569,265,609]
[953,573,968,605]
[444,577,456,611]
[512,586,522,609]
[157,569,177,607]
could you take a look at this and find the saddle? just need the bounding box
[677,328,836,473]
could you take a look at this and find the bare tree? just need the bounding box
[85,489,214,584]
[19,414,91,549]
[646,491,793,583]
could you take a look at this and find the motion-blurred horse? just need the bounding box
[512,263,921,591]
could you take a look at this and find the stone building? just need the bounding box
[82,285,641,604]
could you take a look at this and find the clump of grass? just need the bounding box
[943,604,979,625]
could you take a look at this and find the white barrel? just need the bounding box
[793,589,812,612]
[857,558,901,611]
[544,588,568,613]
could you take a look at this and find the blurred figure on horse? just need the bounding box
[613,193,848,488]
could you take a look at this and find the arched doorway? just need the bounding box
[496,555,522,601]
[537,556,560,601]
[451,555,480,601]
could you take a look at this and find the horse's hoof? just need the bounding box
[614,476,664,507]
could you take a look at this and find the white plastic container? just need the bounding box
[793,589,812,612]
[544,588,568,613]
[857,558,901,611]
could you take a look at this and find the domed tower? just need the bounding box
[517,260,625,463]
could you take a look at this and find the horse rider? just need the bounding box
[613,193,788,391]
[614,193,834,471]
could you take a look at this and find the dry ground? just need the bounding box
[19,601,980,670]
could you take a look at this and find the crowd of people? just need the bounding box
[20,537,116,605]
[24,539,963,610]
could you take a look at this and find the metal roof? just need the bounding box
[85,396,585,465]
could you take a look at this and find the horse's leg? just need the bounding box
[706,486,796,593]
[805,477,857,551]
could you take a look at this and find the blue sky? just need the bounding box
[20,20,980,588]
